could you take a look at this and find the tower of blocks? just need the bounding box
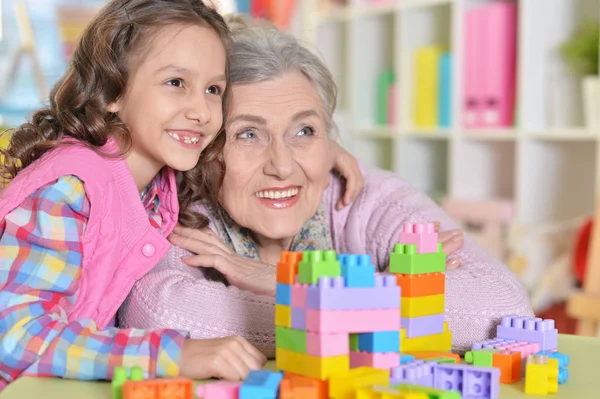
[391,223,452,352]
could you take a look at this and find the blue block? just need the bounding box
[438,53,452,128]
[276,283,291,306]
[534,350,570,368]
[338,254,376,287]
[400,354,416,364]
[358,331,400,353]
[240,370,283,399]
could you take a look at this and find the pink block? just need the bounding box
[306,332,349,356]
[305,309,400,334]
[398,222,438,254]
[291,283,307,307]
[496,342,540,359]
[463,6,486,128]
[350,351,400,370]
[196,381,240,398]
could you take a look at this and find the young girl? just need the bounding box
[0,0,267,388]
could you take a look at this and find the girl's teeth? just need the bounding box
[169,132,200,144]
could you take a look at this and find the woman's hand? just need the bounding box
[434,222,464,270]
[330,140,364,210]
[169,225,277,297]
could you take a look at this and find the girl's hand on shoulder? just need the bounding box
[180,337,267,381]
[434,222,464,270]
[330,140,364,210]
[169,225,276,297]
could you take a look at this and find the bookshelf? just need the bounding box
[297,0,600,299]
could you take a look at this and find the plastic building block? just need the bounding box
[400,354,416,364]
[122,378,193,399]
[401,314,445,338]
[277,251,302,284]
[291,308,305,330]
[356,385,430,399]
[406,351,460,364]
[524,355,559,395]
[492,351,522,384]
[496,315,558,351]
[240,370,283,399]
[307,331,349,357]
[350,351,400,370]
[389,244,446,275]
[276,348,349,380]
[401,295,445,318]
[281,372,329,399]
[276,326,307,353]
[358,331,400,353]
[400,323,452,352]
[350,334,359,351]
[396,273,445,297]
[398,222,439,254]
[338,254,376,287]
[275,304,291,327]
[329,367,389,399]
[291,284,307,307]
[298,250,341,284]
[276,283,292,305]
[471,339,540,359]
[464,349,498,367]
[306,308,400,334]
[534,350,569,368]
[113,366,144,399]
[434,363,500,399]
[390,360,436,386]
[306,275,400,310]
[393,384,462,399]
[196,381,241,399]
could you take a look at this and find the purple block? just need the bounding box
[390,360,436,386]
[291,308,305,329]
[401,314,445,338]
[306,275,400,310]
[496,315,558,351]
[434,364,500,399]
[472,338,517,350]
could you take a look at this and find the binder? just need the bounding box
[414,46,441,128]
[463,6,486,128]
[438,53,452,128]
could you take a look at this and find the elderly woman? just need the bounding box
[120,18,532,361]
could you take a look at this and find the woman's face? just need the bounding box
[220,71,333,241]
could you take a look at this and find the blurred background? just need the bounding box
[0,0,599,334]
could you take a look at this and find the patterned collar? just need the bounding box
[140,174,162,231]
[203,201,333,260]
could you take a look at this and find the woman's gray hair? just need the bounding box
[226,16,338,135]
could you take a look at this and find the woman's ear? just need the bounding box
[107,100,121,113]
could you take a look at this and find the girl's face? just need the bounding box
[109,24,227,189]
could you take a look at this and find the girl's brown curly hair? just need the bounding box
[0,0,230,228]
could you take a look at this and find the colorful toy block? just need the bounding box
[277,251,303,284]
[471,339,540,359]
[276,283,292,305]
[306,308,400,334]
[275,304,291,328]
[291,283,307,307]
[464,349,498,367]
[350,352,400,370]
[400,354,417,364]
[276,348,349,380]
[524,355,559,395]
[401,314,446,338]
[350,334,359,351]
[328,367,389,399]
[496,315,558,351]
[298,250,341,284]
[196,381,240,399]
[401,295,445,318]
[405,351,460,364]
[400,323,452,352]
[338,254,376,287]
[434,363,500,399]
[398,222,439,254]
[306,275,400,310]
[493,351,522,384]
[280,373,328,399]
[291,307,305,329]
[358,331,401,353]
[534,350,569,368]
[393,384,462,399]
[122,378,193,399]
[276,326,307,353]
[390,360,436,386]
[307,332,350,357]
[389,243,446,275]
[395,273,445,297]
[240,370,283,399]
[113,366,143,399]
[356,385,430,399]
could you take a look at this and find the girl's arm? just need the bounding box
[0,176,187,388]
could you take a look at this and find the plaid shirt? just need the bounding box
[0,175,187,390]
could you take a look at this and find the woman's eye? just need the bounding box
[298,126,315,136]
[167,78,184,88]
[237,130,256,139]
[206,85,222,96]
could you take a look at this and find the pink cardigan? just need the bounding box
[119,167,533,355]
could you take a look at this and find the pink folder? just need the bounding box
[463,6,487,128]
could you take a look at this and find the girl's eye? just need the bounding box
[206,85,223,96]
[298,126,315,136]
[167,78,184,88]
[237,129,256,140]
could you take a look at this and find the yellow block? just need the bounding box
[525,357,559,395]
[329,367,389,399]
[401,294,444,317]
[357,385,429,399]
[276,348,349,380]
[413,46,441,127]
[275,304,291,328]
[400,322,452,352]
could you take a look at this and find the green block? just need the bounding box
[392,384,462,399]
[465,349,498,367]
[275,326,307,353]
[389,243,446,274]
[112,367,128,399]
[350,334,359,351]
[298,250,341,284]
[425,356,457,364]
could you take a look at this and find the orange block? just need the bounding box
[493,351,522,384]
[396,273,445,297]
[406,351,460,363]
[277,251,303,284]
[123,378,193,399]
[282,372,328,399]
